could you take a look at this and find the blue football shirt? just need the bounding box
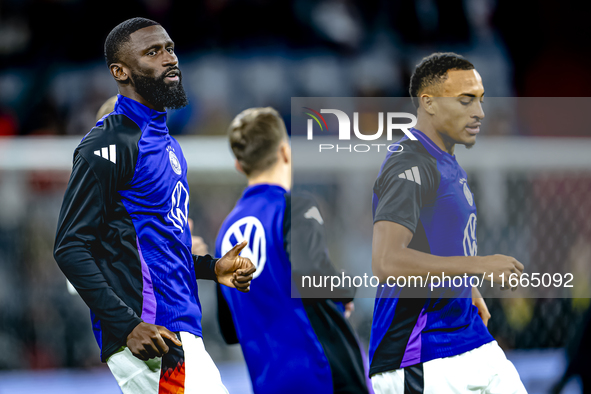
[54,95,213,361]
[369,128,493,376]
[216,184,335,394]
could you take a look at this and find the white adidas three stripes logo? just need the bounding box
[398,166,421,185]
[94,145,116,164]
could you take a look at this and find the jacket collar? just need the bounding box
[114,94,168,133]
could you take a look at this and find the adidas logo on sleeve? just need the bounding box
[304,206,324,225]
[398,166,421,185]
[94,145,116,164]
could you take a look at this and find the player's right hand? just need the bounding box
[216,241,256,292]
[480,254,524,290]
[126,322,182,360]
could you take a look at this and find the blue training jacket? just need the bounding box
[54,95,217,361]
[369,128,493,376]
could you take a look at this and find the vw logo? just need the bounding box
[463,213,477,256]
[222,216,266,279]
[167,181,189,232]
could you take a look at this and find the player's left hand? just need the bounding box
[216,241,256,292]
[472,290,491,326]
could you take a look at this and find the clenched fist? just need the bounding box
[127,322,182,360]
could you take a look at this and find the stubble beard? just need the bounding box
[441,132,476,152]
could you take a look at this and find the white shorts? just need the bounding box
[106,332,228,394]
[371,341,527,394]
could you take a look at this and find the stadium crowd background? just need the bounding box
[0,1,590,393]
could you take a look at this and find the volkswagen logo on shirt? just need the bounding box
[463,213,477,257]
[167,146,182,175]
[168,181,189,232]
[221,216,266,279]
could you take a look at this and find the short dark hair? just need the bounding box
[409,52,474,108]
[104,17,160,66]
[228,107,288,177]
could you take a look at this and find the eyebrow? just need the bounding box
[458,92,485,98]
[142,40,175,52]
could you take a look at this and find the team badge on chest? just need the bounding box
[459,178,473,206]
[167,146,182,175]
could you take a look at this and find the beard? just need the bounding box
[131,68,188,110]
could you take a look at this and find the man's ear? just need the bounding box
[419,94,436,115]
[110,63,130,83]
[234,159,245,174]
[279,141,291,164]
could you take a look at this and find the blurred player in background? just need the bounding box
[54,17,255,394]
[188,218,209,256]
[215,107,370,394]
[96,95,118,121]
[370,53,527,393]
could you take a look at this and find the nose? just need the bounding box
[474,100,485,120]
[163,50,178,67]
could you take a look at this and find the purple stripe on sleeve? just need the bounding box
[400,308,427,367]
[136,237,157,324]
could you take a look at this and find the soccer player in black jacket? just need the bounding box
[54,18,254,393]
